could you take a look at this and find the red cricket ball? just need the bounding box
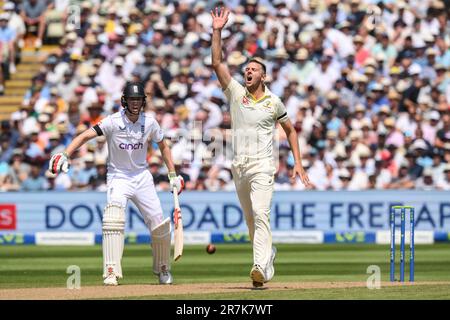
[206,243,216,254]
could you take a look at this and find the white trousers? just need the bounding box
[231,157,275,270]
[107,170,164,231]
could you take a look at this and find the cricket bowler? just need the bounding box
[210,7,311,287]
[48,82,184,286]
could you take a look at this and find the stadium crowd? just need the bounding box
[0,0,449,192]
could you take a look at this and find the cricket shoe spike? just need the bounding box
[250,264,266,288]
[265,246,277,283]
[103,267,118,286]
[159,266,173,284]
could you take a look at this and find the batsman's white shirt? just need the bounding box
[96,110,163,177]
[94,110,165,230]
[223,78,288,273]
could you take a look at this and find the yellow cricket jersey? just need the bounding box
[223,78,289,160]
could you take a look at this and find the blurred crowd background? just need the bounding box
[0,0,449,192]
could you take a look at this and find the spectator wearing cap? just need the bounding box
[370,83,389,112]
[350,104,367,130]
[346,159,368,190]
[397,35,415,62]
[104,7,119,35]
[25,129,46,160]
[435,37,450,68]
[266,64,288,97]
[436,164,450,190]
[0,157,20,192]
[0,167,21,191]
[422,110,441,144]
[384,117,405,148]
[274,151,292,191]
[372,32,397,67]
[21,162,48,191]
[146,73,168,103]
[305,146,327,190]
[132,50,154,83]
[0,134,14,163]
[429,146,444,179]
[323,130,340,161]
[202,88,224,127]
[335,167,352,190]
[401,64,426,111]
[306,53,340,96]
[88,158,107,191]
[70,152,97,190]
[433,63,449,96]
[301,94,323,138]
[23,73,51,109]
[21,0,50,48]
[194,2,212,31]
[82,102,105,127]
[372,152,393,189]
[43,55,60,85]
[349,74,368,107]
[327,90,348,120]
[347,0,365,28]
[435,111,449,148]
[387,160,414,189]
[330,21,356,58]
[123,36,144,80]
[3,2,25,51]
[288,48,315,86]
[412,134,433,167]
[0,11,17,78]
[1,119,19,147]
[415,168,435,190]
[92,135,108,165]
[5,145,29,180]
[45,130,64,154]
[422,48,438,81]
[98,56,126,104]
[353,35,370,68]
[191,68,216,100]
[82,33,101,58]
[148,156,169,190]
[412,38,428,69]
[100,33,120,62]
[282,83,301,122]
[57,70,77,102]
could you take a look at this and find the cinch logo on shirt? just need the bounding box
[119,142,144,150]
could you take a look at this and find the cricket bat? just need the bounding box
[173,186,183,261]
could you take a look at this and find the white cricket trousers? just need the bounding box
[231,157,275,271]
[107,170,164,231]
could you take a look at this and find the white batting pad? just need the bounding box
[151,217,171,274]
[102,203,125,278]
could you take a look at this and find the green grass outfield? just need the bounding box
[1,243,450,299]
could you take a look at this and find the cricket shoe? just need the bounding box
[103,267,118,286]
[265,246,277,283]
[250,264,266,288]
[159,266,173,285]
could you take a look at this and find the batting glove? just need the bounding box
[48,152,70,175]
[168,172,184,194]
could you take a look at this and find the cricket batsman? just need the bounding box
[210,7,311,287]
[48,82,184,286]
